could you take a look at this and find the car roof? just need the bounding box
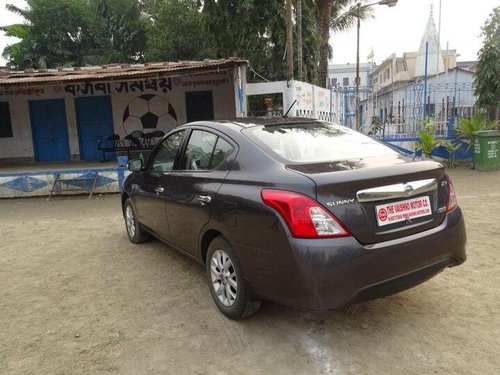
[208,117,323,128]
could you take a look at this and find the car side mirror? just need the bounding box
[127,158,143,172]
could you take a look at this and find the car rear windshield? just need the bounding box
[243,122,396,163]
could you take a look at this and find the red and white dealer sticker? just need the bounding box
[375,196,432,226]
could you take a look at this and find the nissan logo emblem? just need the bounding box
[404,184,414,196]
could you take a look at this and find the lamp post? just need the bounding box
[355,0,398,131]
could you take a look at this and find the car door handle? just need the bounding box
[155,186,164,193]
[197,195,212,204]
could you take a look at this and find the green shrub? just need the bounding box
[416,120,440,158]
[455,113,498,150]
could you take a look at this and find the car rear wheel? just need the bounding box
[124,198,149,244]
[206,237,261,319]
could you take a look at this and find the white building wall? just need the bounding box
[246,80,334,121]
[0,97,33,159]
[364,68,476,136]
[327,63,372,88]
[0,69,241,161]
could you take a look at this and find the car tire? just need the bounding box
[206,236,261,319]
[124,198,150,244]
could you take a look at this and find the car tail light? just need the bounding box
[446,176,458,213]
[261,189,351,238]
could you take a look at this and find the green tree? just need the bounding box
[1,0,96,68]
[1,0,147,68]
[88,0,147,64]
[296,0,321,84]
[474,6,500,120]
[202,0,320,83]
[145,0,205,62]
[313,0,371,87]
[1,18,31,68]
[202,0,283,81]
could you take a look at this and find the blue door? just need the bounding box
[29,99,70,162]
[75,96,115,161]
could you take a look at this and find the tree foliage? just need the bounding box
[474,6,500,119]
[2,0,95,68]
[456,113,498,149]
[145,0,205,61]
[416,120,440,158]
[203,0,293,82]
[202,0,321,83]
[1,0,368,86]
[89,0,148,64]
[1,0,146,68]
[313,0,371,87]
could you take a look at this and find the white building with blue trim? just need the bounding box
[361,8,477,138]
[0,59,247,198]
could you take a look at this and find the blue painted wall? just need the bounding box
[383,138,473,160]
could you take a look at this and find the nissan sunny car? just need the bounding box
[121,118,466,319]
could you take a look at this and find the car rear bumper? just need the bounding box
[246,208,466,311]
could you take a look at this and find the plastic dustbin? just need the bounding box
[472,130,500,171]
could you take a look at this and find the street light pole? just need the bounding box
[354,0,398,131]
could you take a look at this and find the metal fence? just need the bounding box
[332,79,477,140]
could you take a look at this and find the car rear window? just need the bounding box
[243,122,396,163]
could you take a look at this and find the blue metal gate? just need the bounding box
[75,96,115,161]
[29,99,70,162]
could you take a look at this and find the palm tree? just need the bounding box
[0,3,33,68]
[313,0,371,88]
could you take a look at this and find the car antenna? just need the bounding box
[282,99,297,118]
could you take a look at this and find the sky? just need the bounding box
[0,0,498,66]
[330,0,498,65]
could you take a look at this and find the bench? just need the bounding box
[98,131,164,162]
[48,172,98,200]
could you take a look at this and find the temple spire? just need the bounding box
[414,3,445,77]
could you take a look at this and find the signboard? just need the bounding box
[375,196,432,226]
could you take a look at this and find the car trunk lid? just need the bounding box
[288,155,449,244]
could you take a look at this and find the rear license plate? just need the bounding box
[375,196,432,226]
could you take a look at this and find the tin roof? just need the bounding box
[0,58,247,87]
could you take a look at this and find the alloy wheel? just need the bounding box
[210,249,238,307]
[125,205,136,238]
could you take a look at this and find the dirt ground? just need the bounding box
[0,167,499,375]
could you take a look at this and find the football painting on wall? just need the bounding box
[122,94,178,134]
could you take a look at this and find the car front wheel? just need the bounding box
[206,237,261,319]
[124,198,149,244]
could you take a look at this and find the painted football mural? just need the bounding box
[122,94,178,134]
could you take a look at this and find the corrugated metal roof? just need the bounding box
[0,58,248,87]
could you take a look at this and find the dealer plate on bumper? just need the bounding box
[375,196,432,226]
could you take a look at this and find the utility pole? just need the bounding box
[423,42,429,120]
[285,0,294,82]
[297,0,303,82]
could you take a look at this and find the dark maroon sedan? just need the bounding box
[121,118,466,319]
